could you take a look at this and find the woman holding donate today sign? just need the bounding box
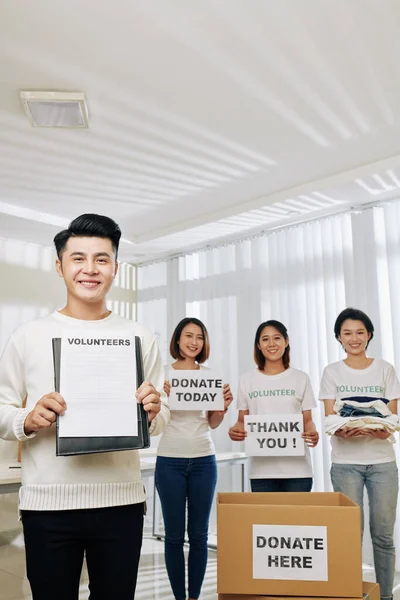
[155,317,233,600]
[320,308,400,600]
[229,320,319,492]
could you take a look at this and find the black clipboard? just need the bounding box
[53,336,150,456]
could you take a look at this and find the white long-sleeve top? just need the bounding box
[0,311,169,511]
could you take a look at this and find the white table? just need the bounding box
[0,451,248,550]
[150,452,248,548]
[140,450,247,480]
[0,452,247,491]
[0,454,159,495]
[0,463,21,495]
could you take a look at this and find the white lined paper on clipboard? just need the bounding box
[58,331,138,438]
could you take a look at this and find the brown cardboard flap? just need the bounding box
[339,494,359,507]
[218,492,358,508]
[219,502,359,525]
[217,581,379,600]
[362,582,380,600]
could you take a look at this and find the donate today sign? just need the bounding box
[168,370,224,411]
[244,414,305,457]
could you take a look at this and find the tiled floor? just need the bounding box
[0,530,218,600]
[1,531,400,600]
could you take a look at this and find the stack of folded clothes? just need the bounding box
[325,396,400,435]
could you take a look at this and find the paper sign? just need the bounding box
[168,370,224,411]
[244,414,304,456]
[58,331,138,437]
[253,524,328,581]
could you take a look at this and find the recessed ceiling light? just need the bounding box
[20,91,89,128]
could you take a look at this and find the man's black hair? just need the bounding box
[53,214,121,259]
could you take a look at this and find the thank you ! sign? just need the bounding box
[244,414,304,456]
[168,370,224,411]
[253,524,328,581]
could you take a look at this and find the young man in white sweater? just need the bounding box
[0,214,169,600]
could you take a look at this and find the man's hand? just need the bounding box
[137,381,161,422]
[24,392,67,435]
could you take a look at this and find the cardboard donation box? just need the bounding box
[217,581,379,600]
[217,492,362,598]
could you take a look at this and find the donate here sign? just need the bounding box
[168,370,224,411]
[244,414,304,457]
[253,524,328,581]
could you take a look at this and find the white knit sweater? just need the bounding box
[0,311,169,511]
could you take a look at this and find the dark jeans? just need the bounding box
[21,503,144,600]
[155,455,217,600]
[250,477,313,492]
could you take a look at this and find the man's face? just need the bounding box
[56,236,118,304]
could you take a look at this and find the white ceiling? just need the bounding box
[1,0,400,263]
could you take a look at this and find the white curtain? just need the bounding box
[137,200,400,566]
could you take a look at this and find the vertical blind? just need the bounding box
[138,200,400,566]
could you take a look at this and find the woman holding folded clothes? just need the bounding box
[155,317,233,600]
[320,307,400,600]
[229,319,319,492]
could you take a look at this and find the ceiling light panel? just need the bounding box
[20,91,89,128]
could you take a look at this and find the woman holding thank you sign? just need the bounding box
[229,320,319,492]
[155,317,233,600]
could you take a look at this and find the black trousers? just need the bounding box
[21,503,144,600]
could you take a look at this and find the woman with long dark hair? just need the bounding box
[155,317,232,600]
[229,319,319,492]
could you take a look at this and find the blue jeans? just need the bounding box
[250,478,313,492]
[331,462,398,600]
[155,455,217,600]
[339,405,385,418]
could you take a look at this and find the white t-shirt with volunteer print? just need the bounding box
[157,365,215,458]
[237,367,317,479]
[319,358,400,465]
